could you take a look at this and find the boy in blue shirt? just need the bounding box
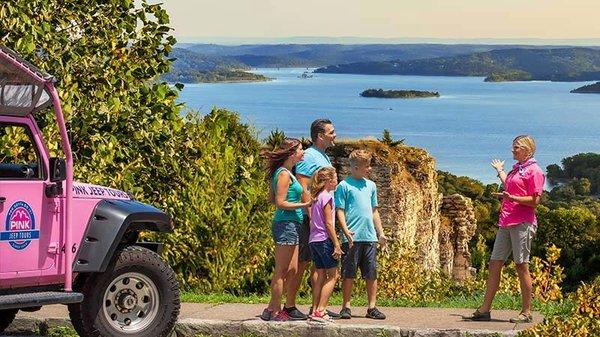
[335,149,388,320]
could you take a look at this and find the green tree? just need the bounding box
[1,0,274,292]
[551,153,600,194]
[535,206,600,288]
[378,129,404,147]
[264,128,286,150]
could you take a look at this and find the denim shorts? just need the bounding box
[271,220,301,245]
[309,238,339,269]
[490,222,536,264]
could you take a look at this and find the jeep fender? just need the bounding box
[73,199,172,273]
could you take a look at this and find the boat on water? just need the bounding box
[298,71,314,79]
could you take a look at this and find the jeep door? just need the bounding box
[0,119,55,280]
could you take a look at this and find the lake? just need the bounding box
[178,68,600,183]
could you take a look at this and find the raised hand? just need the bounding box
[491,159,505,172]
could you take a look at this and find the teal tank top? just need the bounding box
[272,167,304,223]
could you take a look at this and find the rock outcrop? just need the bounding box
[327,141,477,279]
[439,194,477,281]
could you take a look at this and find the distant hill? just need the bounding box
[177,43,557,67]
[571,82,600,93]
[315,48,600,82]
[161,48,268,83]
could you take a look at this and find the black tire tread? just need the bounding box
[68,245,180,337]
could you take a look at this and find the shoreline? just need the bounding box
[168,77,273,85]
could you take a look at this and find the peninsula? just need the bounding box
[161,48,270,83]
[570,82,600,94]
[193,70,269,83]
[316,48,600,82]
[360,89,440,99]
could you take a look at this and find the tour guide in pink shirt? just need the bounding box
[469,135,545,324]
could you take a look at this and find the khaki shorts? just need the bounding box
[490,223,536,264]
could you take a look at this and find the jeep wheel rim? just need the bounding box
[102,272,160,333]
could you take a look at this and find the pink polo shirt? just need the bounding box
[498,159,545,228]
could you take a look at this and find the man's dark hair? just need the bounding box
[310,118,332,142]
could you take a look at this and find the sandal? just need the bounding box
[510,312,533,323]
[466,308,491,321]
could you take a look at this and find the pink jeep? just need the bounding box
[0,46,180,336]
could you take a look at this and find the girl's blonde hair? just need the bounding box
[513,135,536,160]
[310,167,337,201]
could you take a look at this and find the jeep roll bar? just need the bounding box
[0,45,75,291]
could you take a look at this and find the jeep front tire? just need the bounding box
[68,246,180,337]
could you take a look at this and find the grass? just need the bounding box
[181,291,574,317]
[195,334,262,337]
[44,326,78,337]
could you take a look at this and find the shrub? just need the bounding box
[263,128,286,150]
[155,109,274,293]
[467,242,564,301]
[519,276,600,337]
[530,245,565,303]
[377,241,455,302]
[378,129,404,147]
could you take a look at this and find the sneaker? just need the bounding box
[309,310,333,323]
[466,308,491,321]
[260,308,274,321]
[366,307,386,320]
[339,307,352,319]
[308,307,340,319]
[271,310,291,322]
[326,309,341,318]
[509,312,533,323]
[283,306,308,320]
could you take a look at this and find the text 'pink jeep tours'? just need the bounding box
[0,46,180,336]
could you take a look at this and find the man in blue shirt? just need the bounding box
[283,119,336,320]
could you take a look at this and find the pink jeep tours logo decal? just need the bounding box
[1,201,39,250]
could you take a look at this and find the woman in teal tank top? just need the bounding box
[262,138,311,321]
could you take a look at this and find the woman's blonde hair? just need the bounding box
[513,135,536,160]
[310,167,337,201]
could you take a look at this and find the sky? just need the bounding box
[159,0,600,44]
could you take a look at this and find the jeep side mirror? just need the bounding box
[49,157,66,182]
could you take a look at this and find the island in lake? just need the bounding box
[570,82,600,94]
[484,70,533,82]
[360,89,440,99]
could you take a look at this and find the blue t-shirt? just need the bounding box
[334,176,378,243]
[295,146,332,178]
[272,167,304,223]
[295,146,332,217]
